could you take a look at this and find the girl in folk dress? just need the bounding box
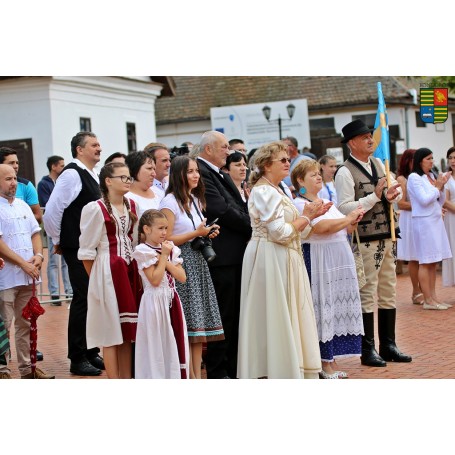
[78,163,142,378]
[133,209,189,379]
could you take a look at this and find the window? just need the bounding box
[352,114,376,129]
[126,123,137,153]
[415,111,426,128]
[309,117,335,131]
[80,117,92,132]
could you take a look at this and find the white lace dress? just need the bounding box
[295,198,363,362]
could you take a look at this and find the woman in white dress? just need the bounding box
[237,141,331,379]
[396,149,424,304]
[291,159,364,379]
[78,163,141,378]
[125,151,161,218]
[443,147,455,287]
[407,148,452,310]
[317,154,338,205]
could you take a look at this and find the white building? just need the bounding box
[0,76,172,184]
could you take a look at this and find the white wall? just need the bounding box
[0,78,54,181]
[157,120,211,148]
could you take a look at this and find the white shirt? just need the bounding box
[43,159,99,245]
[125,191,162,218]
[318,181,338,205]
[159,193,204,237]
[335,154,402,215]
[0,197,41,290]
[197,157,222,176]
[152,180,166,200]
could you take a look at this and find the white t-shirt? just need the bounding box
[125,191,162,219]
[159,194,204,236]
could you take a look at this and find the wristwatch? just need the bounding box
[35,253,45,260]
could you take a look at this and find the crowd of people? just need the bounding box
[0,121,453,379]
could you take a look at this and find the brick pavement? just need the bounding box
[4,254,455,379]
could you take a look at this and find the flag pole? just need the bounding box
[383,154,396,242]
[376,83,396,241]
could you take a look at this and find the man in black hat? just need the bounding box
[334,119,412,367]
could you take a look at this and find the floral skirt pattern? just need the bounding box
[175,243,224,343]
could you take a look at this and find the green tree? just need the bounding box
[428,76,455,92]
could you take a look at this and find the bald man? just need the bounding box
[0,164,54,379]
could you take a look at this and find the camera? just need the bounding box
[191,236,217,263]
[169,145,190,160]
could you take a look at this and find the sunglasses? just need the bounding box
[272,158,291,164]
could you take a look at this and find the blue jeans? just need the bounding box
[47,235,72,297]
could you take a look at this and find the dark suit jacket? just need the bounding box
[197,158,252,267]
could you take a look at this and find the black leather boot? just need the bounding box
[378,308,412,363]
[361,312,386,367]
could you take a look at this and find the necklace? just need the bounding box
[262,176,282,192]
[300,195,315,203]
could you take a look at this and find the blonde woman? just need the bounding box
[237,141,331,379]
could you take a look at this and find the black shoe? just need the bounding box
[70,360,102,376]
[88,355,105,370]
[379,344,412,363]
[378,308,412,363]
[36,350,44,361]
[361,348,387,367]
[50,295,62,306]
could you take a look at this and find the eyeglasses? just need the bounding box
[110,175,134,183]
[272,158,291,164]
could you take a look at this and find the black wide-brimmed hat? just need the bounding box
[341,119,374,143]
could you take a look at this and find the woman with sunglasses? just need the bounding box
[78,162,142,378]
[237,141,331,379]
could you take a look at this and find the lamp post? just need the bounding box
[262,103,296,139]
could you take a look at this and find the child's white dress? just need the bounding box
[133,243,189,379]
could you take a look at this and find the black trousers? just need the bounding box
[205,265,242,379]
[62,248,99,363]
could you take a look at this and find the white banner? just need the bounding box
[211,99,310,151]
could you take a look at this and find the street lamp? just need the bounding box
[262,103,296,139]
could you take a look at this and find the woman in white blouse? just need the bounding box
[125,151,161,218]
[237,141,331,379]
[407,148,452,310]
[159,156,223,379]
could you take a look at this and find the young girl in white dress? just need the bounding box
[133,209,189,379]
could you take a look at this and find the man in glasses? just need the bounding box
[43,132,105,376]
